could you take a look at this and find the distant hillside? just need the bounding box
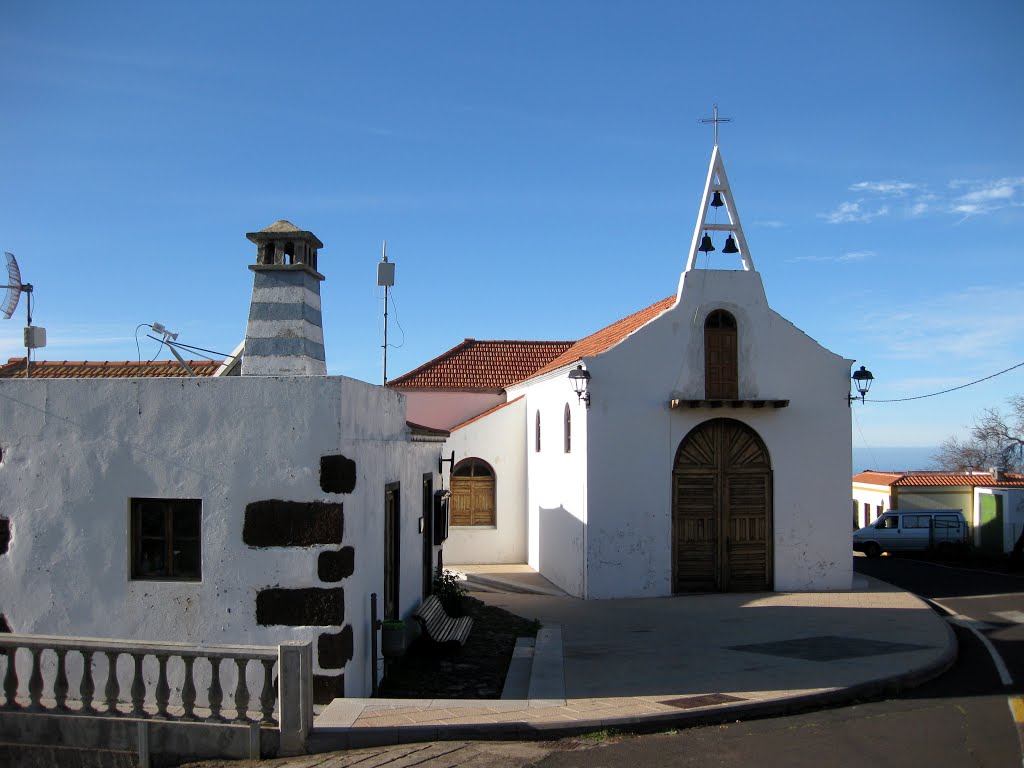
[852,446,940,474]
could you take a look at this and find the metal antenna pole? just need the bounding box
[24,284,33,379]
[382,241,388,386]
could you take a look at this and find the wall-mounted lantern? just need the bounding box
[849,365,874,405]
[568,365,591,408]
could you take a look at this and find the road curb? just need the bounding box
[309,619,958,751]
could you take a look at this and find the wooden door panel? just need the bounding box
[724,473,770,591]
[674,419,772,593]
[673,472,717,591]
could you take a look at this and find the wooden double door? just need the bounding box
[672,418,772,592]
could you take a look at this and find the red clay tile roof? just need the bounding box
[853,470,1024,488]
[852,471,905,486]
[389,295,675,391]
[388,341,574,391]
[0,357,223,379]
[524,295,677,382]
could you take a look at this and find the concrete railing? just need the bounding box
[0,633,312,761]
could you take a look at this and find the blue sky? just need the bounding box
[1,1,1022,461]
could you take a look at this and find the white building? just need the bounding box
[0,221,447,702]
[852,469,1024,552]
[393,146,857,597]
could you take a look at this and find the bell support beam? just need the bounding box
[684,145,755,273]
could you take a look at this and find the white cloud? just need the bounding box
[753,220,785,228]
[849,181,917,196]
[818,201,890,224]
[948,177,1024,218]
[826,176,1024,222]
[861,285,1024,365]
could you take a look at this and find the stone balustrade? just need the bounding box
[0,633,313,759]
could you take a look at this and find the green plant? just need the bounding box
[432,568,466,615]
[381,619,405,631]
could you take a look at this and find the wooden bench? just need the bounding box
[413,594,474,646]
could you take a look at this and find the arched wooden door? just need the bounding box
[672,418,772,592]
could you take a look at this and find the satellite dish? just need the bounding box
[2,251,22,320]
[1,251,46,377]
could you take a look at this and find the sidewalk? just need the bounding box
[310,571,955,752]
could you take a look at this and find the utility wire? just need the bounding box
[869,360,1024,403]
[134,323,149,364]
[851,406,879,468]
[386,291,405,350]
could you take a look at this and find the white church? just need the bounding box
[392,144,857,598]
[0,138,859,711]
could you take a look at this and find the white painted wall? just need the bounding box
[502,374,588,597]
[851,483,892,528]
[441,397,528,564]
[396,389,504,431]
[578,269,853,597]
[0,375,440,698]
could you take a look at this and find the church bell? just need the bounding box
[710,191,724,208]
[698,233,715,253]
[722,234,739,254]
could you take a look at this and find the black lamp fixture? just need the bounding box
[568,364,591,407]
[849,365,874,405]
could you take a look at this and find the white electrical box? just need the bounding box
[377,261,395,287]
[24,326,47,349]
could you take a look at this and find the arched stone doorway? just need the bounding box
[672,418,773,592]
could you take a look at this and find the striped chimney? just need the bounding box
[242,220,326,376]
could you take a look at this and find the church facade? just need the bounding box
[392,146,856,598]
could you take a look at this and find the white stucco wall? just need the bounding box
[577,269,853,598]
[0,375,440,698]
[441,397,528,564]
[396,389,504,431]
[851,483,892,528]
[502,376,588,597]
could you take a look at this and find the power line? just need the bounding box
[869,360,1024,403]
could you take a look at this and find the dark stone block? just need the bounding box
[320,455,357,494]
[312,673,345,704]
[256,588,343,626]
[318,625,354,669]
[318,547,355,582]
[0,518,8,555]
[243,501,343,548]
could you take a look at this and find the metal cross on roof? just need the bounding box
[699,104,733,146]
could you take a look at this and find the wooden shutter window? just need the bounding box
[450,459,496,526]
[704,309,738,399]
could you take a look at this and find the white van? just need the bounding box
[853,509,969,558]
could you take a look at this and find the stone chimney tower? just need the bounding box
[242,220,326,376]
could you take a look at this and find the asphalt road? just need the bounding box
[855,554,1024,691]
[177,556,1024,768]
